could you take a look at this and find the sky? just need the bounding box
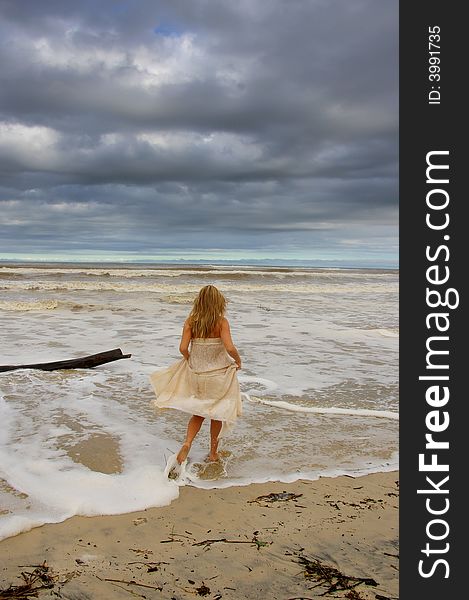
[0,0,398,266]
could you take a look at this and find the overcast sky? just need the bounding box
[0,0,398,265]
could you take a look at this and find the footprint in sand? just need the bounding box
[193,461,227,480]
[192,450,232,480]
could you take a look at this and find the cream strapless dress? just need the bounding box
[149,338,242,437]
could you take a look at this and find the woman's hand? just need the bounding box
[235,361,241,370]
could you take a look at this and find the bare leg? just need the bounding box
[177,415,205,464]
[208,419,223,461]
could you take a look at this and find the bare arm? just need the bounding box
[220,318,241,369]
[179,320,192,360]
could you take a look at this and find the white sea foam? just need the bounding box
[0,392,179,540]
[372,328,399,338]
[0,266,397,280]
[239,376,279,393]
[0,280,396,295]
[0,299,59,311]
[0,465,179,541]
[244,393,399,420]
[184,453,400,491]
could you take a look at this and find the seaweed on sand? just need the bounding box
[0,562,56,599]
[293,553,378,596]
[248,491,303,504]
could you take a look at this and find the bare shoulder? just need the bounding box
[183,319,192,331]
[220,316,230,328]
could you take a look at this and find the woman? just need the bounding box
[150,285,242,471]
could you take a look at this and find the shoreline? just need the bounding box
[0,470,399,599]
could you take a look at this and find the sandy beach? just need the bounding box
[0,265,399,598]
[0,471,398,600]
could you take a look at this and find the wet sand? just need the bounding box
[0,471,398,599]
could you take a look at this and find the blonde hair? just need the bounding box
[188,285,226,338]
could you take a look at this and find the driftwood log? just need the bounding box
[0,348,131,373]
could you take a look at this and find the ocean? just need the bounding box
[0,263,398,540]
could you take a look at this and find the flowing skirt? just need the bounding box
[149,338,242,437]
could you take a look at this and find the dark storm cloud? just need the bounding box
[0,0,398,261]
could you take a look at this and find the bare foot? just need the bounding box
[206,452,219,463]
[168,466,180,480]
[176,442,191,465]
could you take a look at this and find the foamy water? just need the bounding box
[0,263,398,540]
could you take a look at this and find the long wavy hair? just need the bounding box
[188,285,226,338]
